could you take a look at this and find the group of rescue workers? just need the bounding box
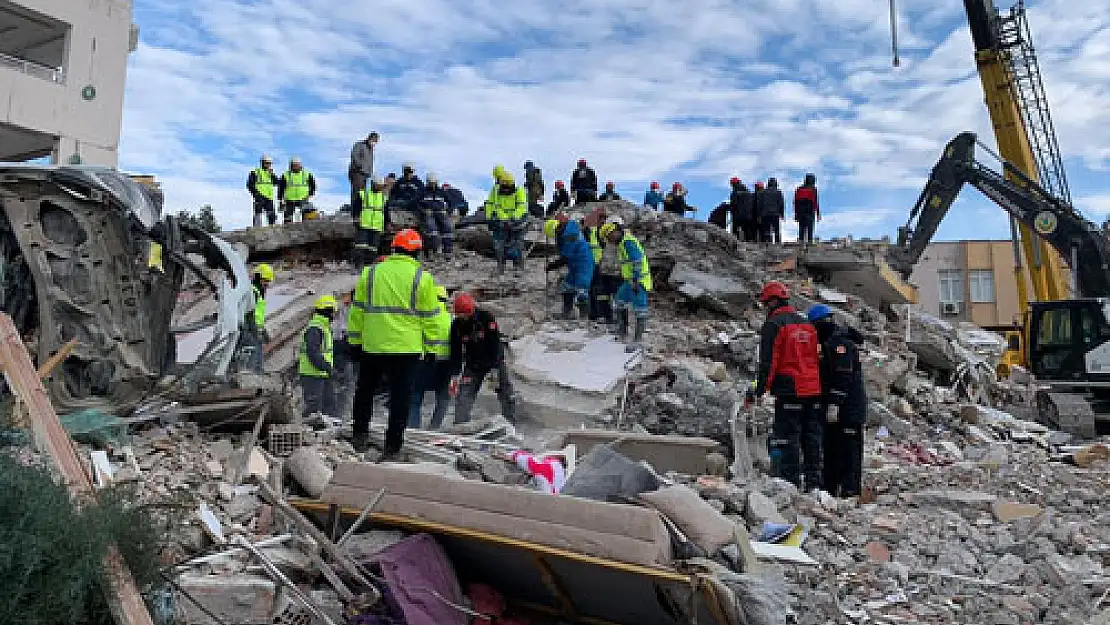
[748,281,866,497]
[246,154,320,226]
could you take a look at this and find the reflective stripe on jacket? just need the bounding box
[360,190,386,231]
[283,170,311,201]
[486,185,528,221]
[424,302,452,359]
[252,285,266,329]
[618,233,652,291]
[353,254,439,354]
[252,168,275,200]
[298,314,333,378]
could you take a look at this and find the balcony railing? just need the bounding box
[0,51,65,84]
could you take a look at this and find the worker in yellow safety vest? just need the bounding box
[299,295,337,419]
[355,177,388,266]
[485,170,529,274]
[247,154,278,228]
[245,263,275,371]
[279,157,317,223]
[601,221,651,353]
[349,229,440,458]
[410,285,454,429]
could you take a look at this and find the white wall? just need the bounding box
[0,0,133,166]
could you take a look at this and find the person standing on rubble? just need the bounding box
[663,182,692,216]
[348,131,379,223]
[808,304,866,497]
[449,292,517,424]
[410,285,454,429]
[486,172,528,274]
[524,161,546,218]
[389,163,424,213]
[244,264,274,372]
[598,181,621,201]
[581,213,610,321]
[548,180,571,216]
[763,177,786,244]
[419,172,453,261]
[570,159,598,204]
[348,229,440,458]
[601,221,651,352]
[747,281,824,491]
[278,157,317,223]
[753,181,768,242]
[442,183,469,217]
[794,173,820,245]
[730,177,756,241]
[247,154,278,228]
[354,177,388,266]
[643,181,664,211]
[299,295,338,420]
[544,217,595,320]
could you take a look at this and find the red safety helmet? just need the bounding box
[555,180,565,188]
[453,291,476,316]
[650,181,660,190]
[759,281,790,303]
[577,158,587,167]
[442,183,451,188]
[672,182,682,191]
[730,176,740,185]
[605,180,615,187]
[391,228,423,252]
[755,181,765,189]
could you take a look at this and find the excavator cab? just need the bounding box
[1027,299,1110,383]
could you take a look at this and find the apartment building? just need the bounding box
[0,0,136,166]
[908,240,1028,328]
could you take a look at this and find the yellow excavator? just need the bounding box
[885,0,1110,437]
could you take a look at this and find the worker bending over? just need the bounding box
[544,217,595,321]
[354,177,388,266]
[602,222,651,352]
[747,281,823,491]
[279,157,316,223]
[808,305,866,497]
[581,214,611,322]
[247,155,278,228]
[663,183,692,216]
[449,292,516,424]
[410,286,454,429]
[349,229,440,459]
[299,295,337,420]
[244,264,274,372]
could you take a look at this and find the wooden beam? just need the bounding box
[0,314,155,625]
[36,338,78,379]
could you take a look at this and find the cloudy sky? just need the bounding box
[118,0,1110,241]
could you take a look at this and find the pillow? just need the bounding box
[641,484,736,553]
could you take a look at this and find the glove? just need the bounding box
[826,404,840,423]
[449,377,460,397]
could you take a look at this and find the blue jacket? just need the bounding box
[643,189,665,210]
[559,221,596,290]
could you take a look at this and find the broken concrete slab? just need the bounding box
[911,490,998,513]
[176,573,278,625]
[745,491,788,526]
[666,263,753,318]
[992,501,1044,523]
[800,247,917,307]
[556,430,723,475]
[511,329,638,394]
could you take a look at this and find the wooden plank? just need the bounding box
[36,338,78,379]
[0,313,155,625]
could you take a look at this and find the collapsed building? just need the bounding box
[2,188,1108,625]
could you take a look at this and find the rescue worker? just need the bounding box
[601,221,651,352]
[247,154,278,227]
[524,160,546,218]
[709,201,730,229]
[763,177,786,244]
[598,181,621,201]
[449,292,517,424]
[348,229,440,458]
[278,157,317,223]
[244,264,274,371]
[643,181,665,211]
[746,281,823,490]
[485,172,528,274]
[547,180,571,216]
[442,183,469,217]
[753,181,767,242]
[410,286,454,429]
[348,131,379,223]
[581,215,610,321]
[389,163,424,213]
[544,218,595,320]
[383,173,398,200]
[663,183,692,215]
[808,304,866,497]
[570,159,598,204]
[730,177,756,241]
[419,172,453,259]
[299,295,337,420]
[355,177,388,266]
[794,173,820,245]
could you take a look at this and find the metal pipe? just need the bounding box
[889,0,901,67]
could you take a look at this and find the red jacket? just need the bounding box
[755,305,822,398]
[794,185,819,220]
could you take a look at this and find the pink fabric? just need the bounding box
[370,534,468,625]
[510,450,567,494]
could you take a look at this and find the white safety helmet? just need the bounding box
[609,215,625,226]
[291,156,302,165]
[426,172,438,183]
[261,154,273,163]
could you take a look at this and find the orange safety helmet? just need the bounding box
[759,281,790,302]
[391,228,423,251]
[453,291,476,315]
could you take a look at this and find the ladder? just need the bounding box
[996,0,1072,204]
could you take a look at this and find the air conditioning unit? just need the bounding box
[941,302,959,316]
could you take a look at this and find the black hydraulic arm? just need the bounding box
[890,132,1110,298]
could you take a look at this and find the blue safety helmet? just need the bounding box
[807,304,834,322]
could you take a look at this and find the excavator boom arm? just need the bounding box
[890,132,1110,298]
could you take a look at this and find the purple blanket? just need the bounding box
[369,533,468,625]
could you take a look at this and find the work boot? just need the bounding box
[561,293,575,319]
[576,300,590,321]
[351,432,370,453]
[616,309,629,340]
[626,317,646,353]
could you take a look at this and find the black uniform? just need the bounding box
[389,173,425,212]
[418,186,453,254]
[570,166,598,203]
[816,323,866,497]
[547,187,571,216]
[444,186,469,216]
[450,310,516,424]
[598,191,622,201]
[730,182,756,242]
[663,191,690,215]
[763,180,785,244]
[708,202,730,229]
[525,163,546,218]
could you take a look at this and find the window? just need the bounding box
[1037,308,1072,347]
[969,270,995,303]
[938,269,964,304]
